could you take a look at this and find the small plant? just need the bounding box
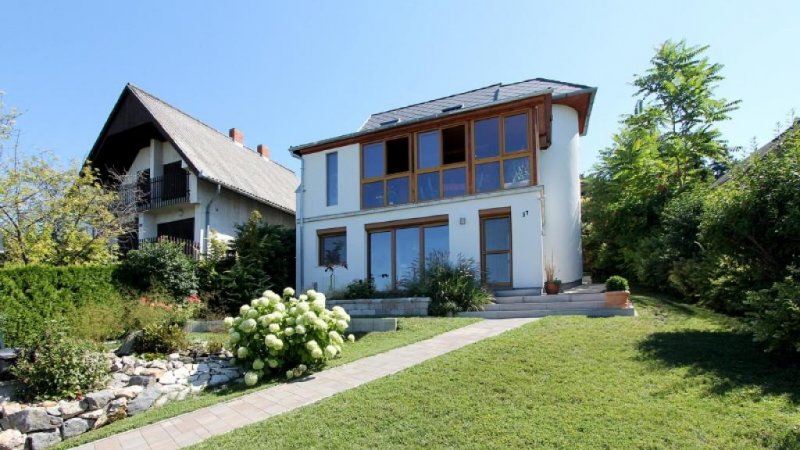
[409,253,492,316]
[115,241,199,299]
[206,336,226,355]
[12,322,109,400]
[544,254,559,283]
[605,275,630,292]
[136,322,189,354]
[343,278,377,299]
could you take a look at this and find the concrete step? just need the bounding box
[484,300,607,311]
[458,307,636,319]
[493,292,606,304]
[494,288,542,297]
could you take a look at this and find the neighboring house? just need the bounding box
[291,78,596,293]
[86,83,297,255]
[716,118,799,185]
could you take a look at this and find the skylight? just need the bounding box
[441,104,464,113]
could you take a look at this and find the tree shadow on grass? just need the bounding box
[637,330,800,403]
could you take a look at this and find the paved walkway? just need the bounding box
[74,318,536,450]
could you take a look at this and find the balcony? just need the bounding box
[121,172,190,212]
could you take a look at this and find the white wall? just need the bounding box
[299,187,543,293]
[538,105,583,284]
[302,144,361,215]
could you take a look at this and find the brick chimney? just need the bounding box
[228,128,244,145]
[257,144,270,159]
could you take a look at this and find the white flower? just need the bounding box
[286,369,295,379]
[303,311,318,322]
[240,305,251,315]
[295,324,307,335]
[348,334,355,343]
[267,359,279,368]
[299,294,308,302]
[297,302,310,313]
[337,320,349,331]
[223,317,234,327]
[229,331,241,344]
[305,340,319,351]
[246,309,260,319]
[311,347,323,359]
[328,331,343,345]
[237,347,249,359]
[285,327,295,336]
[272,339,284,350]
[269,323,280,333]
[298,364,307,373]
[263,290,276,298]
[307,289,318,298]
[285,316,296,326]
[240,318,257,334]
[314,319,329,331]
[252,358,265,370]
[283,287,295,297]
[324,345,338,358]
[244,371,259,386]
[275,302,286,313]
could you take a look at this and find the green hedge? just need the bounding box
[0,265,119,347]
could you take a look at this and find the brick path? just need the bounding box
[74,318,536,450]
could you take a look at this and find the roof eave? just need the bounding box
[196,172,296,215]
[289,87,556,156]
[552,87,597,136]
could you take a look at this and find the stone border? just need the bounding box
[327,297,430,317]
[183,320,226,333]
[348,318,397,333]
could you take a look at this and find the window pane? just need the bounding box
[475,162,501,193]
[326,152,338,206]
[362,181,384,208]
[503,157,530,188]
[417,172,440,201]
[386,137,409,174]
[387,177,409,205]
[395,227,420,282]
[504,113,528,153]
[362,142,384,178]
[417,131,440,169]
[321,234,346,266]
[370,232,392,291]
[474,117,499,159]
[442,125,466,164]
[484,217,511,251]
[442,167,466,198]
[485,253,511,284]
[424,225,449,261]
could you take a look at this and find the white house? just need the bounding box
[86,84,297,255]
[291,78,596,293]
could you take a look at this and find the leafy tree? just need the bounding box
[584,40,738,283]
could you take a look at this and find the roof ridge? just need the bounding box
[530,77,593,90]
[126,83,294,175]
[368,82,502,116]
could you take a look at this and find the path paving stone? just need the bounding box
[73,318,536,450]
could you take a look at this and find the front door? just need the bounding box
[481,214,512,287]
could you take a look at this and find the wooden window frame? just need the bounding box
[317,227,347,267]
[365,216,449,290]
[472,110,536,194]
[360,136,413,209]
[414,124,469,202]
[479,208,512,287]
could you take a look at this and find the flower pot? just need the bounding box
[605,290,630,308]
[544,281,560,295]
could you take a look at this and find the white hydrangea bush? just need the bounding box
[224,288,355,386]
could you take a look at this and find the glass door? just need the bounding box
[369,231,393,291]
[481,215,512,286]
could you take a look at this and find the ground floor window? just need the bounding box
[480,208,512,286]
[366,216,449,290]
[318,227,347,267]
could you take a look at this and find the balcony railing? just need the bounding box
[120,236,202,260]
[121,173,190,212]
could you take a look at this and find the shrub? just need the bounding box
[407,254,492,316]
[225,287,353,386]
[115,241,198,299]
[0,265,119,347]
[136,322,189,354]
[605,275,629,292]
[343,278,377,299]
[745,272,800,355]
[12,323,108,400]
[68,298,127,342]
[206,336,225,354]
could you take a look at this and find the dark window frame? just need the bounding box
[317,227,347,267]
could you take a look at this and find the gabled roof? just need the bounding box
[361,78,594,131]
[87,84,297,213]
[290,77,596,156]
[716,119,800,185]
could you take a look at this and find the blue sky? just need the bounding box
[1,0,798,175]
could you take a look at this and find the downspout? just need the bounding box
[204,182,222,254]
[296,156,305,290]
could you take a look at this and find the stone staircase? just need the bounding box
[458,285,636,319]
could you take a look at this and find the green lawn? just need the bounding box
[191,294,800,449]
[55,317,478,449]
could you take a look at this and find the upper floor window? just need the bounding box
[474,112,532,193]
[326,152,338,206]
[361,137,411,208]
[416,125,467,202]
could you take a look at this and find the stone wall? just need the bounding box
[327,297,430,317]
[0,352,242,449]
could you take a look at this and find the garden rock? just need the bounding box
[6,408,55,433]
[127,375,155,388]
[112,386,142,399]
[78,409,104,420]
[61,418,90,439]
[146,360,167,370]
[140,368,164,378]
[26,429,60,450]
[127,387,161,416]
[208,374,230,387]
[0,429,25,450]
[168,353,180,361]
[58,401,84,419]
[158,371,177,385]
[106,398,127,423]
[81,390,114,410]
[114,331,141,357]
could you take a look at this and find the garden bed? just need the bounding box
[327,297,430,317]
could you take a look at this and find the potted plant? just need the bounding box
[604,275,630,308]
[543,258,561,295]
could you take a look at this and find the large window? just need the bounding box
[367,218,449,290]
[361,137,411,208]
[474,112,532,193]
[326,152,338,206]
[416,124,467,202]
[318,228,346,267]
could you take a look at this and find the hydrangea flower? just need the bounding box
[295,324,307,335]
[311,347,323,359]
[224,317,235,327]
[267,359,279,368]
[240,305,251,315]
[269,323,281,333]
[237,347,249,359]
[240,318,257,334]
[283,287,295,297]
[252,358,265,370]
[285,370,294,379]
[229,331,241,344]
[324,345,338,358]
[285,327,295,336]
[244,371,259,386]
[348,334,356,342]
